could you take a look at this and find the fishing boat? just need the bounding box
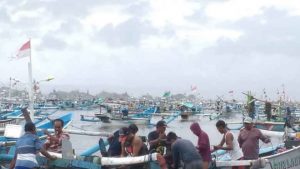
[81,112,151,126]
[227,119,300,138]
[81,106,157,126]
[212,124,300,169]
[1,150,162,168]
[214,144,300,169]
[0,140,162,169]
[179,102,202,120]
[0,119,16,128]
[0,110,23,130]
[0,112,73,142]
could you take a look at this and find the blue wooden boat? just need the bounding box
[0,112,73,143]
[1,134,161,169]
[0,152,161,169]
[213,143,300,169]
[81,106,157,125]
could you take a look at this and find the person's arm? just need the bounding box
[35,136,55,160]
[44,130,59,143]
[258,130,270,143]
[9,152,17,169]
[44,139,50,150]
[148,132,160,147]
[132,137,143,156]
[148,138,160,146]
[40,148,56,160]
[215,133,234,151]
[198,134,209,151]
[238,132,243,148]
[172,144,179,169]
[214,135,225,150]
[120,140,126,157]
[21,107,32,123]
[223,133,234,150]
[218,135,226,147]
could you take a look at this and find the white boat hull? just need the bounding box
[216,145,300,169]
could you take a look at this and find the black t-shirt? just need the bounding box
[107,131,121,156]
[148,131,166,154]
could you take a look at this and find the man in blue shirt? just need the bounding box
[10,122,56,169]
[167,132,203,169]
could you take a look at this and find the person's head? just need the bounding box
[25,122,36,134]
[156,120,167,133]
[166,132,177,144]
[216,120,227,134]
[53,119,64,134]
[243,117,253,130]
[190,122,202,136]
[128,124,138,134]
[118,127,130,143]
[287,107,291,115]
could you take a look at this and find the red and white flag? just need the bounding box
[191,85,197,91]
[16,40,31,59]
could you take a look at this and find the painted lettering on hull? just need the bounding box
[271,155,300,169]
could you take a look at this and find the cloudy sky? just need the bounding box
[0,0,300,100]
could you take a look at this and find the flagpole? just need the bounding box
[27,39,34,121]
[9,77,12,101]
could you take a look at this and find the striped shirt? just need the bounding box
[15,132,43,168]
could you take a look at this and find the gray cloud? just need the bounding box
[1,1,300,99]
[56,18,83,34]
[185,8,300,99]
[95,17,158,47]
[203,8,300,57]
[186,0,228,23]
[38,34,67,50]
[0,6,10,24]
[161,24,176,38]
[19,0,135,19]
[123,1,151,17]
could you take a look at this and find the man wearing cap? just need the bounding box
[148,120,167,155]
[238,117,270,160]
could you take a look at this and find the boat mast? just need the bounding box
[27,40,34,121]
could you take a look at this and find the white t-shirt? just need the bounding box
[225,131,243,160]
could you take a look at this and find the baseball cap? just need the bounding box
[244,117,253,124]
[156,120,167,127]
[119,127,129,136]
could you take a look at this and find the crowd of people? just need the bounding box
[10,108,270,169]
[99,116,270,169]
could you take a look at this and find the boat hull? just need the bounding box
[215,145,300,169]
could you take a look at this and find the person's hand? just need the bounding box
[43,129,50,136]
[21,107,28,112]
[265,137,271,143]
[49,155,57,160]
[213,145,222,150]
[159,132,166,139]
